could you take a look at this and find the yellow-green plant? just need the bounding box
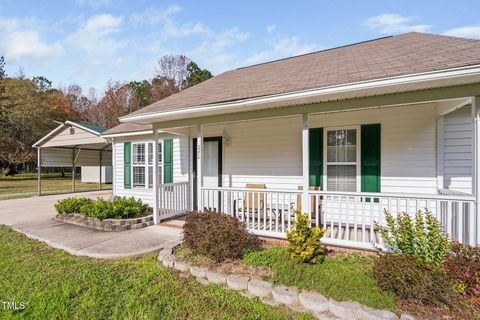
[376,209,450,266]
[286,210,325,264]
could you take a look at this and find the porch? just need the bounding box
[150,94,480,250]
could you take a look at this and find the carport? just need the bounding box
[32,121,112,195]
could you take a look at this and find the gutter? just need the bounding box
[119,64,480,124]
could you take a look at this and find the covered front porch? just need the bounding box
[149,90,480,250]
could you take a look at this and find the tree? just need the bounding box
[0,56,5,79]
[154,54,190,92]
[185,61,213,88]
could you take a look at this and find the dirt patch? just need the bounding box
[173,245,273,280]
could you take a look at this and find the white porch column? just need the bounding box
[153,128,159,224]
[302,113,309,213]
[72,148,76,193]
[37,148,42,196]
[99,149,102,191]
[472,96,480,245]
[197,125,203,211]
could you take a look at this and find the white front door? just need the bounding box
[202,138,222,210]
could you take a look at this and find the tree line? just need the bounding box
[0,55,212,174]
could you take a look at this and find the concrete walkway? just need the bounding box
[0,191,181,259]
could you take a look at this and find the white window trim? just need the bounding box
[131,140,164,190]
[323,125,361,192]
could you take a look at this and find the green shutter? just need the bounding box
[361,124,381,192]
[309,128,323,188]
[124,142,131,189]
[163,139,173,183]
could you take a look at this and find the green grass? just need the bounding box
[243,246,396,311]
[0,226,313,320]
[0,173,111,200]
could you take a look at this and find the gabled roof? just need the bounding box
[33,121,109,148]
[121,32,480,123]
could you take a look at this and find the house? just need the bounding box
[34,121,112,194]
[102,32,480,250]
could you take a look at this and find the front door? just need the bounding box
[192,137,222,210]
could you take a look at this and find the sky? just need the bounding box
[1,0,480,94]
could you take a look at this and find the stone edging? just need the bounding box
[157,246,414,320]
[55,213,153,231]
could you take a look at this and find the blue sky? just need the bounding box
[1,0,479,93]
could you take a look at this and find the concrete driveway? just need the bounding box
[0,191,181,258]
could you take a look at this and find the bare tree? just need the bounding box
[154,54,190,91]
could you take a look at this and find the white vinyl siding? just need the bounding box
[199,103,438,195]
[112,134,188,206]
[443,105,473,194]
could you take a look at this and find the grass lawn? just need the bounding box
[0,173,111,200]
[0,226,313,320]
[243,246,396,312]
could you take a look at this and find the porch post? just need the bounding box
[302,113,309,213]
[153,128,159,224]
[472,96,480,245]
[197,125,203,211]
[37,148,42,196]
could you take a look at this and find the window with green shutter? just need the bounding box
[163,138,173,183]
[124,141,131,189]
[361,124,381,192]
[309,128,323,188]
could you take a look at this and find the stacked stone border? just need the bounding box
[157,246,414,320]
[55,213,153,231]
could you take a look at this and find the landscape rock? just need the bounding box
[298,291,329,313]
[206,270,227,284]
[226,274,249,291]
[247,279,272,298]
[329,300,364,320]
[173,261,190,272]
[271,285,299,306]
[400,314,415,320]
[363,306,398,320]
[189,266,207,279]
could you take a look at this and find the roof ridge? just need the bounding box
[236,35,394,71]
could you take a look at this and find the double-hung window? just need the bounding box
[133,143,146,188]
[325,128,358,192]
[132,142,163,188]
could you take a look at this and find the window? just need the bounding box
[133,143,146,187]
[325,128,358,192]
[147,142,163,188]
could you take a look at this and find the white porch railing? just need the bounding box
[158,182,190,220]
[201,186,478,250]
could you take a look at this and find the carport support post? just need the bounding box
[72,148,76,193]
[99,149,102,191]
[472,96,480,245]
[152,128,159,224]
[301,113,309,214]
[37,148,42,196]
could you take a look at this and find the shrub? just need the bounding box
[286,210,325,264]
[445,242,480,299]
[182,211,261,262]
[376,209,450,266]
[373,253,456,306]
[54,197,93,214]
[55,196,149,220]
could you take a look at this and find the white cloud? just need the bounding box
[67,14,125,55]
[188,27,250,73]
[0,17,64,63]
[444,26,480,39]
[74,0,112,7]
[130,5,208,38]
[245,36,319,65]
[266,25,276,33]
[365,13,431,34]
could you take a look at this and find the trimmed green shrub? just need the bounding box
[286,210,324,264]
[376,209,450,266]
[54,197,93,214]
[373,253,456,306]
[182,211,261,262]
[445,242,480,299]
[55,196,149,220]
